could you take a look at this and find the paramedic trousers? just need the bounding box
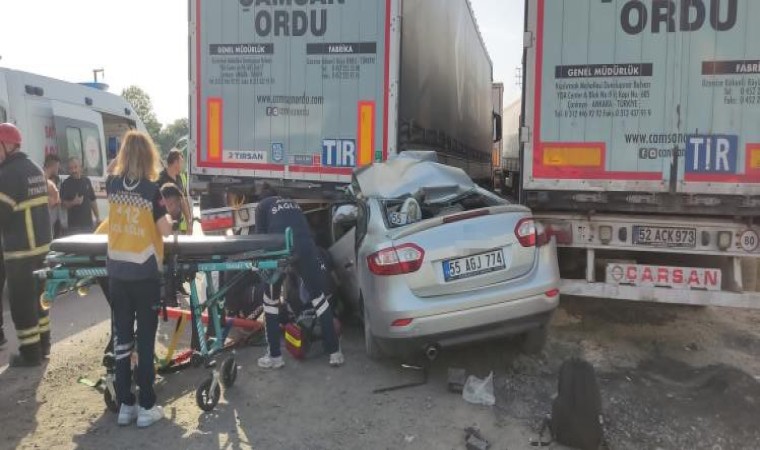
[263,246,339,358]
[97,277,115,359]
[5,256,49,360]
[110,278,160,409]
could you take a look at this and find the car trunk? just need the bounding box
[389,205,536,298]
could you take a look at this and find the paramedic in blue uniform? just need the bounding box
[0,123,53,367]
[254,183,344,369]
[106,131,172,428]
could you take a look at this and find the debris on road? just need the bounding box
[447,367,466,393]
[463,372,496,406]
[464,426,491,450]
[372,363,428,394]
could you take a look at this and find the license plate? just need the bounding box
[633,226,696,248]
[443,249,505,282]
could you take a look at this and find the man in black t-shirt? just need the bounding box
[158,149,192,234]
[61,157,99,234]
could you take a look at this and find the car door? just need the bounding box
[329,204,361,307]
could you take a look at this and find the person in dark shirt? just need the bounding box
[158,183,184,222]
[158,149,192,235]
[60,157,99,234]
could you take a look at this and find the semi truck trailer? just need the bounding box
[520,0,760,308]
[189,0,500,211]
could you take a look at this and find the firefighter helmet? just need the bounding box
[0,123,22,146]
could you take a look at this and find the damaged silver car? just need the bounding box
[329,152,560,359]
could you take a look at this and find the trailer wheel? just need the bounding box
[196,377,221,412]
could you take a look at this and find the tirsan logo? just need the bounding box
[619,0,737,35]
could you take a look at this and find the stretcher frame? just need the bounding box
[34,228,294,412]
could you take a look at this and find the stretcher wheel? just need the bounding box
[103,388,118,413]
[221,356,237,388]
[196,377,220,412]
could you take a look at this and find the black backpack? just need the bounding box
[549,358,603,450]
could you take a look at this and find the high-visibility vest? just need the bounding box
[179,172,189,233]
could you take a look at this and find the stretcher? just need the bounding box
[34,229,294,412]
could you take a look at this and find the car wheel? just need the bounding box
[362,298,384,360]
[521,325,548,355]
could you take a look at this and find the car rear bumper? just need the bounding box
[376,298,555,355]
[365,242,560,344]
[375,299,554,355]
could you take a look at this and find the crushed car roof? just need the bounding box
[355,153,478,199]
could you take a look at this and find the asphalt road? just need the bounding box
[0,285,110,369]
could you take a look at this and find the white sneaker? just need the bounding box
[257,353,285,369]
[117,403,137,426]
[329,351,345,367]
[136,405,164,428]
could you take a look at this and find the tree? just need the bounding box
[157,118,189,157]
[121,86,162,143]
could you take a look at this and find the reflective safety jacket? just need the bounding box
[0,152,52,261]
[105,176,166,280]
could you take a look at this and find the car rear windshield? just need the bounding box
[382,187,508,229]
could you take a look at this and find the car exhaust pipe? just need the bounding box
[424,344,440,361]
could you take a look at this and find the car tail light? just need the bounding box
[515,218,548,247]
[545,289,560,298]
[443,209,490,224]
[367,243,425,276]
[391,318,414,327]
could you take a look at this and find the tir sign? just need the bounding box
[685,135,738,174]
[322,139,357,167]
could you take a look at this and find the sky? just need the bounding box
[0,0,524,126]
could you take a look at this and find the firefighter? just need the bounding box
[254,183,344,369]
[0,123,53,367]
